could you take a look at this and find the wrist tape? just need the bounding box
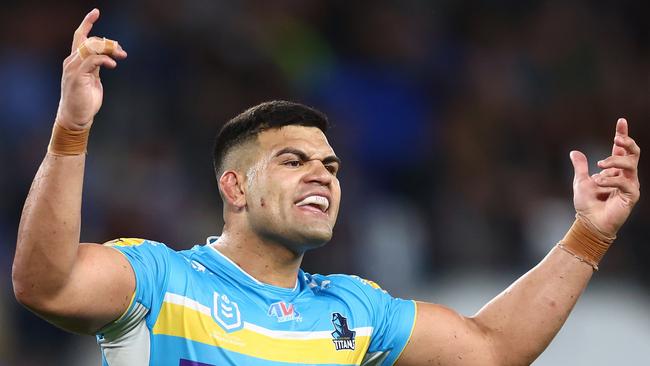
[47,123,90,156]
[557,214,616,271]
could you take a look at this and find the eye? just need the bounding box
[326,165,339,175]
[284,160,302,168]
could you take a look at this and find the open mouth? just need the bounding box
[295,195,330,214]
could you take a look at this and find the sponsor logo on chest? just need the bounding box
[268,301,302,323]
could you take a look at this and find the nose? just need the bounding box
[304,160,333,186]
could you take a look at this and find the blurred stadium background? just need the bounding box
[0,0,647,365]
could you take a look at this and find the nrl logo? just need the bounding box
[212,292,242,332]
[331,313,356,351]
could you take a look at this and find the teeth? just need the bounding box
[296,195,329,212]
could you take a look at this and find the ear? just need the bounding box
[219,170,247,210]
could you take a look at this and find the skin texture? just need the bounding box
[12,8,641,365]
[215,125,341,288]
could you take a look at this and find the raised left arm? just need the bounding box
[397,118,640,366]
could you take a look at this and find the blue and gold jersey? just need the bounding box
[97,237,417,366]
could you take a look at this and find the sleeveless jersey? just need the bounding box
[96,237,417,366]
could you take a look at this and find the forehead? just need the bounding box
[257,125,334,155]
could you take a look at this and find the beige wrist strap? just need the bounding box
[47,123,90,156]
[557,214,616,271]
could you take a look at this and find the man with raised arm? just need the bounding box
[13,9,641,366]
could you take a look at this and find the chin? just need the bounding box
[294,228,333,250]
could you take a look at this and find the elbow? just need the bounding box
[12,266,36,308]
[12,261,26,303]
[12,275,63,317]
[12,243,35,307]
[12,245,67,311]
[466,316,503,366]
[12,263,51,312]
[468,315,538,366]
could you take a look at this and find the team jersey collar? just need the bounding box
[200,236,303,294]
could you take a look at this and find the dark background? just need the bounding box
[1,1,647,365]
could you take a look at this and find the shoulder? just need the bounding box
[305,273,390,305]
[103,238,188,254]
[308,273,386,291]
[104,237,166,248]
[102,238,193,267]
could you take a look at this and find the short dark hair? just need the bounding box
[213,100,329,177]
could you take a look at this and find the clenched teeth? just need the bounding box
[296,195,330,212]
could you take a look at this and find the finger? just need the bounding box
[591,168,620,180]
[613,134,641,156]
[612,118,629,156]
[71,8,100,53]
[615,118,628,137]
[597,155,637,172]
[595,174,639,195]
[78,54,118,73]
[105,39,128,59]
[570,150,590,183]
[62,53,76,68]
[78,37,128,60]
[612,143,626,157]
[601,168,620,177]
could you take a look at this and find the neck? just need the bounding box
[212,229,304,289]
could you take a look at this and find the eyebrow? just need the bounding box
[274,147,341,167]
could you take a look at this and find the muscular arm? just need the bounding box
[13,154,134,334]
[399,247,592,366]
[398,119,640,366]
[11,9,132,335]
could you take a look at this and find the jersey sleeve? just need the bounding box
[349,276,417,366]
[97,238,171,340]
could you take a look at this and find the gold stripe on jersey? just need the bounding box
[104,238,146,247]
[152,301,371,365]
[360,279,382,290]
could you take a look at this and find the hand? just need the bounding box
[55,9,127,131]
[569,118,641,236]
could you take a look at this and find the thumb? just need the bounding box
[569,150,590,183]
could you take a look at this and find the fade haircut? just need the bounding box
[213,100,329,178]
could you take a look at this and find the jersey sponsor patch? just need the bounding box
[267,301,302,323]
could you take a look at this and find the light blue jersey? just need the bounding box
[97,237,417,366]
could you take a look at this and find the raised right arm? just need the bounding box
[11,9,133,335]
